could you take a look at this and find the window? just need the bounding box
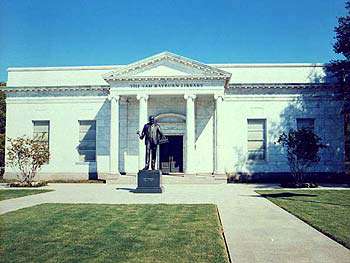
[33,121,49,147]
[297,118,315,131]
[247,119,266,161]
[78,120,96,162]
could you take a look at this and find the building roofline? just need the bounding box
[227,83,341,91]
[7,65,122,72]
[7,63,325,72]
[2,85,110,92]
[210,63,325,68]
[2,82,336,91]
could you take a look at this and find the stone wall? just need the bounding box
[221,87,345,175]
[4,87,345,181]
[4,93,109,180]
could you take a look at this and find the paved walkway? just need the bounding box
[1,183,349,263]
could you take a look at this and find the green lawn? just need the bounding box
[0,189,53,201]
[256,190,350,249]
[0,204,229,263]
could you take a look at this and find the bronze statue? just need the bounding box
[137,115,167,170]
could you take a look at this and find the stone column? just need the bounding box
[109,95,120,175]
[214,94,225,175]
[184,94,196,174]
[137,94,149,170]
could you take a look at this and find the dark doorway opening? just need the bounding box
[159,135,183,174]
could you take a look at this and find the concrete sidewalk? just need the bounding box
[1,183,349,262]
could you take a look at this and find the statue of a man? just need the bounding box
[137,115,166,170]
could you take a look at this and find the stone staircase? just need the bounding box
[106,174,227,184]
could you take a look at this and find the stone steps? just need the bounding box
[106,174,227,184]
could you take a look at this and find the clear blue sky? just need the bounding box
[0,0,347,82]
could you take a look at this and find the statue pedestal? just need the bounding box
[135,170,164,193]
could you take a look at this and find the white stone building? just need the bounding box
[3,52,347,181]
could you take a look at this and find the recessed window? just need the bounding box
[297,118,315,131]
[33,120,50,147]
[247,119,266,161]
[78,120,96,162]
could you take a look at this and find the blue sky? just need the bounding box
[0,0,347,82]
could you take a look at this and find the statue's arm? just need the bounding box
[157,125,164,138]
[140,125,146,139]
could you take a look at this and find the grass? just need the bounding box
[0,204,229,263]
[256,190,350,249]
[0,189,53,201]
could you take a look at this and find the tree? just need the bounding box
[326,1,350,86]
[6,136,50,185]
[276,129,327,184]
[0,82,5,174]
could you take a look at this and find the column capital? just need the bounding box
[214,94,224,101]
[108,95,120,102]
[184,94,197,101]
[136,94,149,101]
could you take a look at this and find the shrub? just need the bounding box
[9,181,48,187]
[6,136,50,185]
[276,129,327,184]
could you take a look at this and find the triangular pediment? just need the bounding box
[132,61,199,77]
[103,51,231,81]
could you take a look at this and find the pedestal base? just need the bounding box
[135,170,164,193]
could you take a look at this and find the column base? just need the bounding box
[184,173,197,178]
[99,172,120,181]
[213,172,227,181]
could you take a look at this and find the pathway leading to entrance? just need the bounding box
[1,183,349,263]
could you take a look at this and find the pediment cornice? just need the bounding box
[103,52,231,85]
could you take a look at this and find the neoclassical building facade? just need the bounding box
[3,52,348,181]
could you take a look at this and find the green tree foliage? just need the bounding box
[276,129,327,183]
[6,136,50,184]
[0,83,6,172]
[326,1,350,86]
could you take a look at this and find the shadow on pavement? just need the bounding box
[116,187,136,193]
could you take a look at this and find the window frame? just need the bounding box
[78,120,97,163]
[247,119,267,162]
[296,118,315,131]
[32,120,50,146]
[32,120,50,164]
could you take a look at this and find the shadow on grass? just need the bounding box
[245,184,282,189]
[258,192,350,207]
[259,192,317,198]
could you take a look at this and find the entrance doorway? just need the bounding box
[159,135,183,174]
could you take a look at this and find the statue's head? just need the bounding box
[149,115,155,124]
